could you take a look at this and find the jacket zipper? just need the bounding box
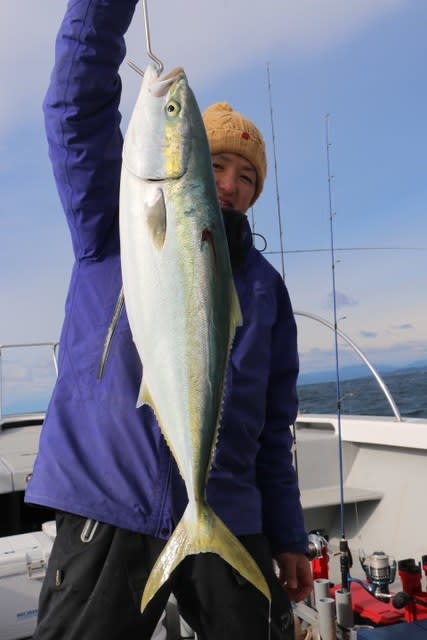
[97,287,125,380]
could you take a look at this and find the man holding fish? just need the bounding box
[26,0,313,638]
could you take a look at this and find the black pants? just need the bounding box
[33,512,294,640]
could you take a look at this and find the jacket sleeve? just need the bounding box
[44,0,138,260]
[256,277,308,555]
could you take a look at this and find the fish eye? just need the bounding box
[165,99,181,117]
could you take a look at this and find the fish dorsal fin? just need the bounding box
[205,282,243,480]
[145,189,167,250]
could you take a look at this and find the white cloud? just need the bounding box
[0,346,58,414]
[360,330,377,339]
[300,338,427,374]
[2,0,420,358]
[325,290,358,309]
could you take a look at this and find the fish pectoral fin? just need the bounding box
[230,283,243,330]
[140,503,271,613]
[145,188,167,250]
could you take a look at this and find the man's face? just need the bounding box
[211,153,257,215]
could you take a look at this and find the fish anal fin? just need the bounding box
[137,380,186,480]
[145,189,167,250]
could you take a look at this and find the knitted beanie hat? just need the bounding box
[202,103,267,205]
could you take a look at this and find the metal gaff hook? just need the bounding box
[127,0,164,77]
[127,60,145,77]
[142,0,164,74]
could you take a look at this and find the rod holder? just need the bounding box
[317,597,336,640]
[314,578,330,607]
[335,589,354,629]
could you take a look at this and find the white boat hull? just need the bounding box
[296,413,427,583]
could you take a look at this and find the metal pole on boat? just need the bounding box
[293,311,402,421]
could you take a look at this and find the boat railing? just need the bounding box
[294,310,402,422]
[0,318,403,424]
[0,342,59,425]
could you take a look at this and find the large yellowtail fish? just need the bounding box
[119,64,271,612]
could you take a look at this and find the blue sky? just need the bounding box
[0,0,426,401]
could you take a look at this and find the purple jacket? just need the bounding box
[25,0,308,555]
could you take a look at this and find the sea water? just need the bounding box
[298,367,427,419]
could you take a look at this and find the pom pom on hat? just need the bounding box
[202,102,267,205]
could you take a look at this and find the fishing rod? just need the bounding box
[266,63,286,281]
[265,246,427,255]
[325,114,353,594]
[264,64,305,489]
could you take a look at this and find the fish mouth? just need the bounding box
[151,67,185,97]
[144,171,187,184]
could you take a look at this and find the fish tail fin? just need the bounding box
[141,502,271,612]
